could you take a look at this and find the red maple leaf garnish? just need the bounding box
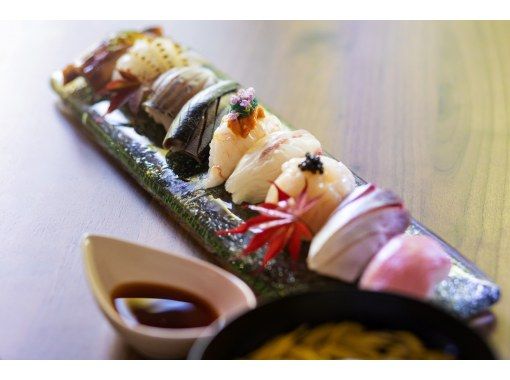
[217,183,319,267]
[101,70,148,115]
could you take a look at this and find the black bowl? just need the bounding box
[190,289,496,359]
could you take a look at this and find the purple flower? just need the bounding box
[230,87,256,108]
[227,111,239,121]
[244,87,255,100]
[230,95,240,105]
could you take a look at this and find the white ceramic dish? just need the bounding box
[82,234,257,358]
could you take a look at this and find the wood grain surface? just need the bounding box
[0,20,509,359]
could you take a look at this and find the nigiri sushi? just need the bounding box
[163,80,239,158]
[103,35,197,115]
[203,114,284,188]
[359,234,452,300]
[202,87,285,187]
[225,130,322,204]
[62,27,163,91]
[114,36,189,83]
[144,66,218,131]
[265,154,356,233]
[308,184,410,282]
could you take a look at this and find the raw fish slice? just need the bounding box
[309,207,410,282]
[359,234,452,299]
[144,67,218,131]
[225,130,322,204]
[340,183,376,207]
[265,155,356,232]
[309,185,404,267]
[308,184,410,282]
[203,113,284,188]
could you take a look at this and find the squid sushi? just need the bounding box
[265,154,356,233]
[114,36,190,83]
[225,130,322,204]
[144,66,218,131]
[359,234,452,300]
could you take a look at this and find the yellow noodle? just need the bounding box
[286,346,324,360]
[247,322,454,360]
[301,323,336,345]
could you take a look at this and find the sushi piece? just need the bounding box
[225,130,322,204]
[163,80,239,161]
[307,184,410,282]
[359,234,452,300]
[265,154,356,233]
[102,34,198,115]
[203,87,285,188]
[114,36,189,83]
[62,27,162,92]
[203,113,283,188]
[143,67,218,131]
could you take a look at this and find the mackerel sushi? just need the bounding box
[144,67,218,131]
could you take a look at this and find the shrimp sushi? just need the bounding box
[225,130,322,204]
[265,154,356,232]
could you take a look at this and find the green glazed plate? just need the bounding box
[51,58,499,320]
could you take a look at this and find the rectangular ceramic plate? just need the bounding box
[51,53,500,320]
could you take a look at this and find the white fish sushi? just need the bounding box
[265,154,356,233]
[359,234,452,300]
[225,130,322,204]
[202,112,284,188]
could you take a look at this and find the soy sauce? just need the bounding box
[111,282,218,329]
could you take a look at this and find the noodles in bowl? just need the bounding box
[248,322,453,360]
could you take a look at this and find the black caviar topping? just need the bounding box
[298,153,324,174]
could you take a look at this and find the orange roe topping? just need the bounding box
[227,106,265,137]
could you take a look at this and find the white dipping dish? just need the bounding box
[82,234,257,359]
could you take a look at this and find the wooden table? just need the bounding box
[1,21,509,359]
